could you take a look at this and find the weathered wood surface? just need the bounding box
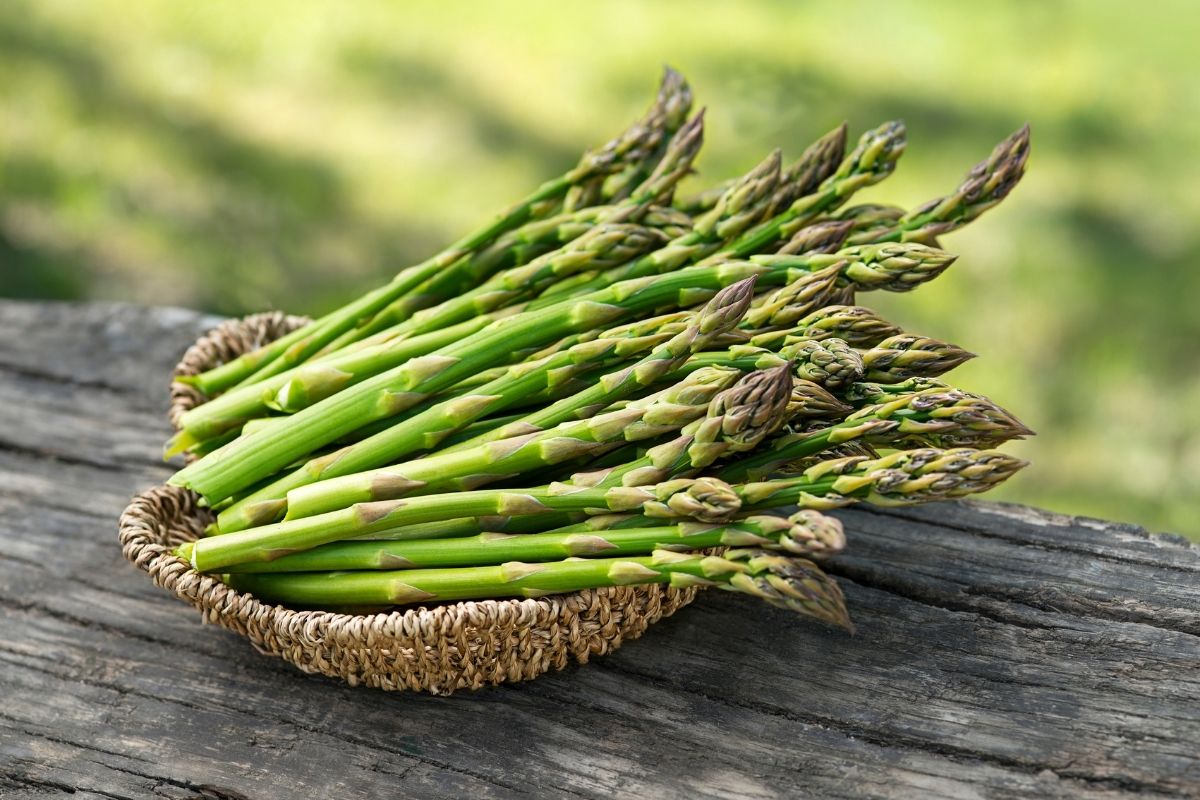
[1,299,1198,800]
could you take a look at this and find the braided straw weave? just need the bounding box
[119,313,698,694]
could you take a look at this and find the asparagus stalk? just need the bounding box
[748,304,903,350]
[172,243,953,504]
[842,377,950,406]
[749,243,957,294]
[213,320,693,531]
[573,363,795,489]
[334,204,693,350]
[279,366,742,521]
[213,281,754,532]
[276,223,674,413]
[179,69,692,396]
[675,122,847,220]
[774,219,854,256]
[658,337,864,392]
[564,67,694,211]
[742,263,844,330]
[221,510,844,573]
[224,547,853,630]
[849,125,1031,246]
[705,121,907,263]
[528,147,784,307]
[436,276,757,452]
[546,507,846,560]
[762,123,852,219]
[861,334,976,382]
[716,387,1033,483]
[179,477,744,572]
[738,447,1028,510]
[170,311,507,446]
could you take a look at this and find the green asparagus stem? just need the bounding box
[842,377,950,406]
[574,363,795,489]
[172,243,950,504]
[738,447,1028,510]
[774,219,854,256]
[437,276,757,452]
[743,263,844,329]
[849,124,1031,246]
[750,243,957,294]
[528,148,784,306]
[224,546,853,630]
[658,337,863,392]
[280,366,742,521]
[221,510,844,573]
[170,312,506,446]
[180,477,744,572]
[716,387,1033,483]
[331,203,694,351]
[547,507,846,560]
[709,121,907,262]
[214,281,755,532]
[675,122,847,220]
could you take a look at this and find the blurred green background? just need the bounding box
[3,1,1197,536]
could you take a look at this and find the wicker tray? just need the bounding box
[118,312,698,694]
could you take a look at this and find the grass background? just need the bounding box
[3,1,1197,536]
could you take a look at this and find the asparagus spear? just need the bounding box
[656,337,864,392]
[531,121,867,306]
[743,263,844,329]
[861,334,976,382]
[675,122,847,219]
[849,124,1031,246]
[221,510,844,573]
[179,476,744,572]
[762,123,852,219]
[738,447,1028,510]
[573,363,795,490]
[774,219,855,256]
[716,387,1033,483]
[274,223,673,413]
[436,277,757,452]
[273,366,743,521]
[170,311,508,446]
[748,304,903,350]
[224,547,853,630]
[564,67,695,211]
[172,243,953,504]
[749,243,957,294]
[334,204,694,350]
[213,281,754,532]
[707,121,907,262]
[546,507,846,560]
[179,69,692,396]
[528,147,784,306]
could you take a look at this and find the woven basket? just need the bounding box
[119,312,698,694]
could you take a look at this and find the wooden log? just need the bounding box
[0,299,1197,799]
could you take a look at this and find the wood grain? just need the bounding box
[1,299,1197,799]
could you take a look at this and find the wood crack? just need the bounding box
[590,659,1185,796]
[828,560,1200,639]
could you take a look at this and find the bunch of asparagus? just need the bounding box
[167,69,1032,631]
